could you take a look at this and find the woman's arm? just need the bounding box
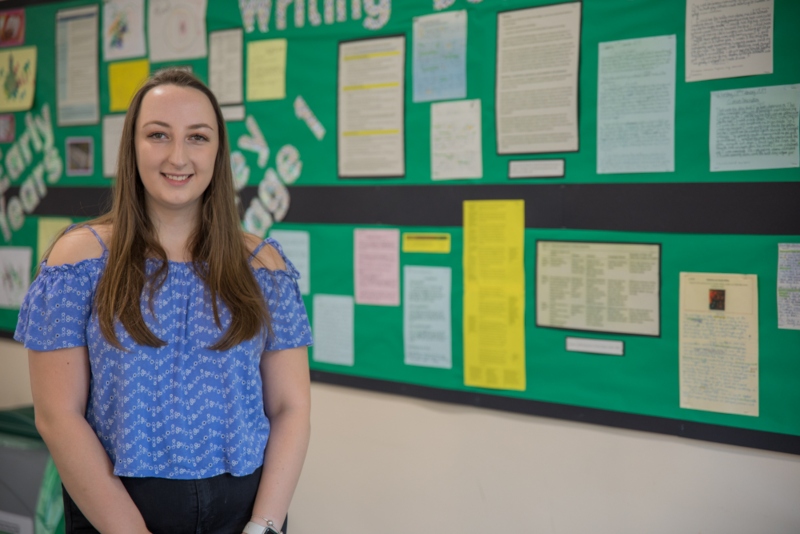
[249,346,312,530]
[29,346,151,534]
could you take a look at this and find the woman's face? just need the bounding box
[135,84,219,219]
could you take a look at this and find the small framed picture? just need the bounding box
[709,289,726,311]
[66,137,94,176]
[0,9,25,48]
[0,114,15,143]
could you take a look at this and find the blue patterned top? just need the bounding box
[14,233,312,480]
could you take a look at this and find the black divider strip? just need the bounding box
[25,182,800,234]
[310,370,800,456]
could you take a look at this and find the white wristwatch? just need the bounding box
[242,520,282,534]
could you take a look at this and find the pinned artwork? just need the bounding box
[0,246,31,309]
[66,137,94,176]
[0,46,36,112]
[148,0,208,62]
[0,114,14,143]
[0,9,25,48]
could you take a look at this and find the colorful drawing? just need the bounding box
[0,46,36,112]
[0,10,25,48]
[108,12,129,50]
[709,289,726,311]
[0,114,14,143]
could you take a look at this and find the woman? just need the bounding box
[15,68,311,534]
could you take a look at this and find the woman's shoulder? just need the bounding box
[46,224,112,267]
[243,232,287,271]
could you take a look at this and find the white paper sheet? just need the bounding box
[710,84,800,172]
[778,243,800,330]
[312,294,354,366]
[269,229,310,295]
[597,35,676,174]
[496,2,581,154]
[686,0,773,82]
[536,241,661,336]
[103,0,146,60]
[0,246,32,309]
[148,0,208,62]
[412,10,467,103]
[338,36,405,177]
[680,272,759,417]
[404,266,452,369]
[431,99,482,180]
[57,5,100,126]
[209,29,243,105]
[103,114,126,178]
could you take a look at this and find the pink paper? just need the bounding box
[354,228,400,306]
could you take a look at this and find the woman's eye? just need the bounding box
[148,132,166,139]
[191,134,209,142]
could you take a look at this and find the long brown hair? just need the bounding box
[86,68,269,350]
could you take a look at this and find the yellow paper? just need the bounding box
[247,39,287,101]
[402,233,451,254]
[37,218,73,263]
[0,46,37,112]
[463,200,526,391]
[109,59,149,112]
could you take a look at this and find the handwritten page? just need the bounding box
[0,46,36,112]
[710,84,800,172]
[103,0,146,61]
[108,59,149,112]
[338,36,405,177]
[148,0,207,62]
[431,99,482,180]
[680,272,759,417]
[496,2,581,154]
[413,10,466,103]
[354,228,400,306]
[778,243,800,330]
[536,241,661,336]
[37,218,72,263]
[404,266,452,369]
[269,229,310,295]
[57,5,99,125]
[312,294,354,366]
[463,200,526,391]
[247,39,287,101]
[686,0,773,82]
[103,114,126,177]
[0,246,31,308]
[597,35,676,174]
[209,29,243,106]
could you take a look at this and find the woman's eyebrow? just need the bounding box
[141,120,214,130]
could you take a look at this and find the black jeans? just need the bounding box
[63,467,288,534]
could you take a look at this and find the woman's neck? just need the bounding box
[147,206,199,262]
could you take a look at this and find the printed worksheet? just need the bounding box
[680,272,759,417]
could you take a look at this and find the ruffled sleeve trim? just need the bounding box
[251,237,302,279]
[14,258,103,351]
[252,238,312,351]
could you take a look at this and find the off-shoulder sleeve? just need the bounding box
[14,261,100,351]
[254,238,313,351]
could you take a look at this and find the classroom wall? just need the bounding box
[3,337,799,534]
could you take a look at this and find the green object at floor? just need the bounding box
[35,457,64,534]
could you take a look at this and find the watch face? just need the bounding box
[266,528,281,534]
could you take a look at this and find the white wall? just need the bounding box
[3,338,800,534]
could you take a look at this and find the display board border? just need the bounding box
[309,369,800,456]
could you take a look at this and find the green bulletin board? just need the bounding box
[2,0,799,453]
